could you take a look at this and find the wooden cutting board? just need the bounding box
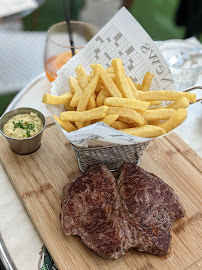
[0,117,202,270]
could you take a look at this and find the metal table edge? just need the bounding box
[0,233,17,270]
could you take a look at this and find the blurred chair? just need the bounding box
[79,0,122,29]
[0,0,46,96]
[0,31,46,94]
[175,0,202,38]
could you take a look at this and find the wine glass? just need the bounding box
[44,21,98,82]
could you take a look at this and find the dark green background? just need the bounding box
[0,0,185,116]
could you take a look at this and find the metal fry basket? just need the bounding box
[70,86,202,172]
[71,141,149,172]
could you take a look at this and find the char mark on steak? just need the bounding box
[61,163,185,259]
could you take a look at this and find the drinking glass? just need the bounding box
[44,21,98,82]
[158,40,202,90]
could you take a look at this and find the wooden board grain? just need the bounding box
[0,120,202,270]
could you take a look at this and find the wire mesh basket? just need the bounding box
[71,141,149,172]
[71,86,202,172]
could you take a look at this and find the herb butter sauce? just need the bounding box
[3,112,43,139]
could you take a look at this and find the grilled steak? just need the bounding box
[118,163,185,256]
[61,164,132,259]
[61,163,185,259]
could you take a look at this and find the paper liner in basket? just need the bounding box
[47,7,176,148]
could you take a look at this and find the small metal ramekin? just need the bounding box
[0,107,46,155]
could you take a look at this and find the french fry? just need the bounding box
[96,87,109,107]
[54,115,77,132]
[83,121,91,127]
[89,71,94,79]
[118,116,143,124]
[91,64,116,83]
[140,72,154,91]
[135,91,196,103]
[127,123,141,128]
[134,82,141,89]
[106,66,114,73]
[112,58,136,99]
[75,72,98,129]
[149,101,162,105]
[149,120,162,125]
[141,109,175,121]
[165,97,190,109]
[75,121,83,129]
[104,97,150,111]
[43,59,196,137]
[69,77,83,107]
[75,64,89,90]
[127,77,138,94]
[99,115,119,126]
[91,64,115,76]
[77,72,99,112]
[76,79,98,128]
[93,64,122,97]
[42,92,72,105]
[120,125,166,138]
[95,83,102,93]
[158,108,188,132]
[107,106,145,125]
[148,106,164,110]
[108,73,116,81]
[91,119,99,124]
[69,121,77,127]
[73,121,90,129]
[60,105,108,122]
[64,102,75,111]
[88,94,96,110]
[111,120,129,130]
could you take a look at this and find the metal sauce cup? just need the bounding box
[0,107,46,155]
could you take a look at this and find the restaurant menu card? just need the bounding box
[0,0,37,18]
[48,7,176,148]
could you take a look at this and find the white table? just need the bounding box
[0,74,50,270]
[0,73,202,270]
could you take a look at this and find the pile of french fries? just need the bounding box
[42,58,196,138]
